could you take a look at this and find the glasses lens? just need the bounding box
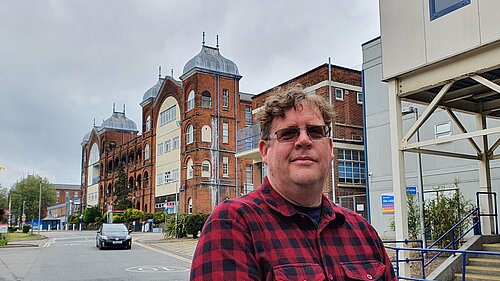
[276,127,300,142]
[307,125,327,139]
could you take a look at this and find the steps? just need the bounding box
[454,243,500,281]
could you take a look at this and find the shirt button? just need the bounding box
[366,274,373,280]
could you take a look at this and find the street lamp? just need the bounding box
[38,180,42,236]
[402,106,426,248]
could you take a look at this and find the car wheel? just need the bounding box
[98,241,103,250]
[126,242,131,250]
[96,238,99,248]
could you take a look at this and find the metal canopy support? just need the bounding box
[445,108,482,155]
[477,113,494,234]
[388,79,411,277]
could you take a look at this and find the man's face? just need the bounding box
[259,102,334,192]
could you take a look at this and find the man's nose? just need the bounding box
[294,128,312,147]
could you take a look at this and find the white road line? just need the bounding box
[135,241,192,264]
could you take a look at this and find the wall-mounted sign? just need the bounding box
[382,193,395,215]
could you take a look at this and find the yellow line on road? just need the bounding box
[135,241,192,264]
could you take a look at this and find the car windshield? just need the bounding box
[103,224,128,232]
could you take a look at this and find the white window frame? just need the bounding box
[245,164,253,184]
[172,169,179,182]
[222,157,229,177]
[165,171,172,183]
[164,140,171,153]
[223,123,229,144]
[187,90,195,111]
[357,92,363,104]
[187,159,194,179]
[146,115,151,132]
[157,143,163,156]
[157,173,164,186]
[201,161,211,177]
[201,91,211,108]
[187,124,194,144]
[172,137,179,150]
[222,89,229,108]
[335,88,344,101]
[435,121,452,139]
[144,144,150,160]
[245,106,252,126]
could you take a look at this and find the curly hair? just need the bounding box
[255,85,334,140]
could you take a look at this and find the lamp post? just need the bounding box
[402,106,426,248]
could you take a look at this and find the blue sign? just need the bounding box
[382,194,394,214]
[406,186,417,195]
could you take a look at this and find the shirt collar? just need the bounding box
[258,176,346,224]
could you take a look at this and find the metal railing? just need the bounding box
[386,245,500,281]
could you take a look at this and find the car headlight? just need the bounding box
[126,235,131,240]
[101,235,108,240]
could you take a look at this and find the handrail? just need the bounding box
[384,240,426,279]
[476,191,498,234]
[385,245,500,281]
[424,208,479,266]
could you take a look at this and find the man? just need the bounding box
[190,87,397,280]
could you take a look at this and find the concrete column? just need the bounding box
[476,113,494,234]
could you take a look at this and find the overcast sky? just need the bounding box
[0,1,380,189]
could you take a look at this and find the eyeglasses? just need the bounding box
[268,125,330,142]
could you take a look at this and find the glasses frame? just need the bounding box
[268,125,331,143]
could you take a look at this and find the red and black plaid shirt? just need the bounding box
[190,178,397,280]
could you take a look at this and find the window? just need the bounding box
[188,197,193,214]
[245,165,253,184]
[74,192,78,198]
[186,124,194,144]
[145,116,151,132]
[165,171,171,183]
[435,121,451,139]
[245,106,252,126]
[172,137,179,150]
[338,149,365,184]
[187,158,194,179]
[335,88,344,100]
[222,157,229,177]
[357,92,363,104]
[430,0,470,20]
[144,144,150,160]
[157,173,164,185]
[202,161,211,177]
[164,140,171,153]
[56,191,60,198]
[223,122,229,143]
[172,169,179,181]
[66,191,70,198]
[222,89,229,108]
[157,143,163,156]
[159,105,176,126]
[201,91,211,108]
[187,90,195,111]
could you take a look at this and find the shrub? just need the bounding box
[0,234,7,246]
[113,215,125,223]
[153,212,167,224]
[185,214,209,238]
[8,226,18,233]
[164,214,187,239]
[22,225,31,233]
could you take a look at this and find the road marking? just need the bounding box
[135,241,192,264]
[126,265,189,273]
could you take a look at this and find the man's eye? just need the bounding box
[308,126,325,138]
[279,128,298,139]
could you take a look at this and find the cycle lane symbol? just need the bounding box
[126,265,189,273]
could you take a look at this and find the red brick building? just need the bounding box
[81,43,366,217]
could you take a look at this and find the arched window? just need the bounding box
[201,91,211,108]
[187,158,194,179]
[145,115,151,132]
[187,124,194,144]
[201,160,211,177]
[201,125,212,142]
[144,144,150,160]
[187,90,195,111]
[188,197,193,214]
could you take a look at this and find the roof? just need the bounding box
[239,92,254,102]
[53,184,80,191]
[142,77,164,103]
[181,45,240,79]
[100,111,138,133]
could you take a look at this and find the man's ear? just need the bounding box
[259,140,269,165]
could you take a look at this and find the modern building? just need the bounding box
[363,0,500,277]
[44,183,81,230]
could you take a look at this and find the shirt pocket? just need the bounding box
[339,260,387,281]
[273,263,326,281]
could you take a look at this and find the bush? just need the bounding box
[22,225,31,233]
[164,214,187,239]
[113,214,125,223]
[8,226,18,233]
[185,214,209,238]
[153,212,167,224]
[0,234,7,246]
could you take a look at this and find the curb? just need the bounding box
[0,243,39,248]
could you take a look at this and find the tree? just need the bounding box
[9,175,57,223]
[0,184,8,210]
[112,164,132,211]
[122,208,143,223]
[82,205,101,223]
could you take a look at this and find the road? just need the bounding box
[0,231,195,281]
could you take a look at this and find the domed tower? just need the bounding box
[179,35,242,214]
